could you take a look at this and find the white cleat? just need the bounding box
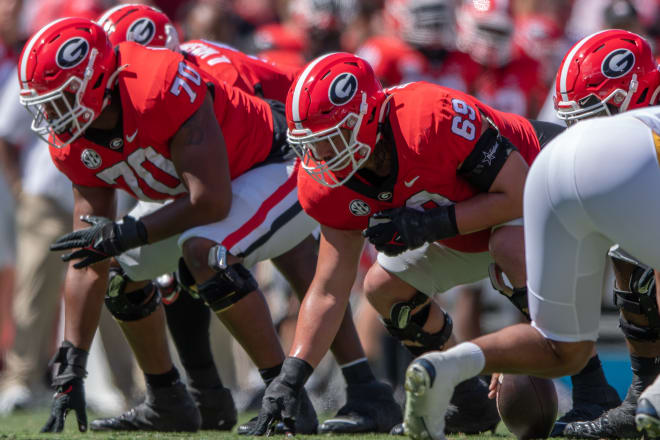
[635,376,660,436]
[404,354,458,440]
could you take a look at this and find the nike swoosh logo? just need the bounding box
[404,176,420,187]
[126,130,138,143]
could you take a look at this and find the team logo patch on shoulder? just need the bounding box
[349,199,370,216]
[56,37,89,69]
[329,73,358,106]
[127,18,156,46]
[109,138,124,150]
[601,49,635,79]
[81,149,102,169]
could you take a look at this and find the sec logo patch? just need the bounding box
[81,149,102,169]
[349,199,370,216]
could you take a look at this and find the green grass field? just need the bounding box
[0,409,523,439]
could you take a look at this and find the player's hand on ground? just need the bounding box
[248,375,300,436]
[41,377,87,433]
[50,215,147,268]
[488,373,502,399]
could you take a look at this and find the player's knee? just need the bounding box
[105,267,161,321]
[489,227,525,283]
[196,263,258,312]
[181,237,217,281]
[363,264,405,315]
[550,340,594,376]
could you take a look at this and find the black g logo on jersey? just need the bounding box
[329,73,358,106]
[56,37,89,69]
[127,18,156,46]
[602,49,636,79]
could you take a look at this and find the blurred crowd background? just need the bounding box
[0,0,656,419]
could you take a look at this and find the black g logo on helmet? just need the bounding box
[127,18,156,46]
[56,37,89,69]
[329,73,358,106]
[601,49,636,79]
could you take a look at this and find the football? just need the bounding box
[495,374,558,440]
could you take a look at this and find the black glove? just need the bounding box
[41,341,89,433]
[249,357,313,436]
[362,205,458,256]
[50,215,148,269]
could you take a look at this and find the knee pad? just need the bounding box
[612,258,660,341]
[488,263,530,320]
[172,258,201,300]
[382,291,453,356]
[197,263,258,312]
[105,267,161,322]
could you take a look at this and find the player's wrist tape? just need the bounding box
[118,216,148,249]
[281,357,314,392]
[425,204,458,242]
[50,341,88,386]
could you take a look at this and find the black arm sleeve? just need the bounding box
[457,127,517,192]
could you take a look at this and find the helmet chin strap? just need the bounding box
[374,93,394,144]
[620,73,638,113]
[102,63,129,109]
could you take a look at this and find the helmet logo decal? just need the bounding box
[56,37,89,69]
[601,49,635,79]
[329,73,358,106]
[81,149,102,169]
[349,199,370,216]
[127,18,156,46]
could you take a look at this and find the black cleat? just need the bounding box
[188,386,236,431]
[90,380,200,432]
[237,388,318,435]
[318,380,402,433]
[444,375,500,434]
[551,381,621,436]
[560,372,652,439]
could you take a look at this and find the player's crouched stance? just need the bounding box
[403,109,660,440]
[248,52,563,436]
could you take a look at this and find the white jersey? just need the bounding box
[523,110,660,342]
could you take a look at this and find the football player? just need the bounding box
[456,0,546,118]
[356,0,482,90]
[95,4,402,434]
[19,17,321,434]
[401,89,660,440]
[550,29,660,439]
[247,52,565,435]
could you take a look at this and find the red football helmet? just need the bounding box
[457,0,514,67]
[18,17,117,148]
[286,52,386,187]
[384,0,457,50]
[554,29,660,124]
[97,3,179,50]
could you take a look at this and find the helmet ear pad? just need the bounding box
[554,29,660,123]
[285,52,386,187]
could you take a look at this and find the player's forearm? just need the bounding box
[62,263,109,350]
[289,285,352,368]
[454,191,522,234]
[140,195,230,243]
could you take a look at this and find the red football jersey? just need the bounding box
[297,82,540,253]
[473,53,547,118]
[50,42,273,201]
[181,39,297,103]
[356,35,481,91]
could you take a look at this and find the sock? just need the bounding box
[259,363,283,385]
[631,354,660,377]
[340,358,376,385]
[439,342,486,384]
[145,367,180,388]
[570,355,608,388]
[164,290,223,389]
